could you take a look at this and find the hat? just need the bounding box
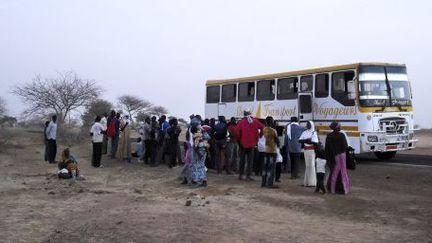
[243,109,252,116]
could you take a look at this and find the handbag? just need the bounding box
[276,148,283,163]
[346,149,356,170]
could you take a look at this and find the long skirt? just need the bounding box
[190,148,207,183]
[304,150,317,187]
[327,152,350,194]
[181,143,193,180]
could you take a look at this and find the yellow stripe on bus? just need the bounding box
[358,106,413,113]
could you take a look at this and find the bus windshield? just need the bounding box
[358,65,412,107]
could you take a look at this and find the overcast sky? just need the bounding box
[0,0,431,127]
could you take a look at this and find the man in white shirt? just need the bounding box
[101,113,108,155]
[46,115,58,164]
[90,116,105,167]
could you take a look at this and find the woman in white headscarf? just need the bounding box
[299,121,319,187]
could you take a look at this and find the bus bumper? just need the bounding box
[361,133,417,152]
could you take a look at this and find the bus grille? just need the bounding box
[379,117,407,134]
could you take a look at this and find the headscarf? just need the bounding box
[299,121,319,143]
[244,109,253,124]
[330,121,341,131]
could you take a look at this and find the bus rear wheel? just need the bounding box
[374,151,397,160]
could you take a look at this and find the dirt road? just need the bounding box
[0,129,431,243]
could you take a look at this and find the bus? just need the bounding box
[205,62,417,160]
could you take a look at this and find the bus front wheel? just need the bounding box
[374,151,397,160]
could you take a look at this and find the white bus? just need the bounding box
[205,62,417,159]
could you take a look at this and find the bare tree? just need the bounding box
[150,105,169,117]
[81,99,113,127]
[12,71,102,123]
[117,95,152,120]
[0,96,6,117]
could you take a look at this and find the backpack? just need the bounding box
[106,118,117,138]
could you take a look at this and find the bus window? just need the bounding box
[277,77,298,100]
[221,84,237,103]
[315,73,329,98]
[332,71,355,106]
[257,79,275,101]
[300,75,313,92]
[206,86,220,103]
[238,82,255,102]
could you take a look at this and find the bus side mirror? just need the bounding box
[347,80,356,100]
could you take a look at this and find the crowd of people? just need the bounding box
[43,109,353,194]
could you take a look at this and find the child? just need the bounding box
[58,148,79,180]
[315,148,327,194]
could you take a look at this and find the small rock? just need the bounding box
[386,176,391,179]
[134,189,143,194]
[205,201,210,205]
[22,182,27,185]
[78,189,84,193]
[48,191,55,195]
[201,196,206,200]
[55,229,61,234]
[116,221,123,225]
[185,200,192,207]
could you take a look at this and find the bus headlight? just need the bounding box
[368,135,378,142]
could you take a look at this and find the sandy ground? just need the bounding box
[0,128,431,243]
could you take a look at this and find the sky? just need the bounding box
[0,0,431,128]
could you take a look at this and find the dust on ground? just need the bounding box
[0,128,431,243]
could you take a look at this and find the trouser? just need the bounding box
[275,162,282,181]
[289,152,301,178]
[102,135,108,154]
[168,142,178,167]
[149,140,158,164]
[316,173,326,193]
[176,143,183,164]
[262,153,276,187]
[239,147,254,177]
[215,139,229,174]
[143,140,152,163]
[304,149,317,186]
[329,153,350,194]
[47,139,57,164]
[92,142,102,167]
[255,152,265,176]
[111,136,119,158]
[209,139,216,169]
[285,148,292,173]
[156,139,167,164]
[44,140,49,162]
[227,143,239,172]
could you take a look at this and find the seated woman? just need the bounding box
[58,148,80,179]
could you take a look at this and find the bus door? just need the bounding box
[298,93,313,121]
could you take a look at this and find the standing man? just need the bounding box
[108,113,121,159]
[141,117,152,163]
[90,115,105,167]
[157,115,170,164]
[227,117,239,172]
[166,118,182,168]
[149,116,159,165]
[286,116,305,179]
[101,113,108,155]
[46,115,58,164]
[213,116,230,174]
[236,110,264,180]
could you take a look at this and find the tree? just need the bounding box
[0,97,6,117]
[135,111,150,122]
[117,95,152,120]
[12,71,102,123]
[81,99,113,127]
[150,105,169,117]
